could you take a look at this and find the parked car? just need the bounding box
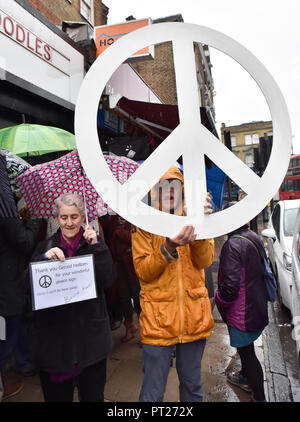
[261,199,300,311]
[292,206,300,366]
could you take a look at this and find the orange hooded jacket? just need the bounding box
[131,166,215,346]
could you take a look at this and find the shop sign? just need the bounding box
[0,8,52,63]
[94,18,153,59]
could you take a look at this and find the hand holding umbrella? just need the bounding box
[83,225,98,244]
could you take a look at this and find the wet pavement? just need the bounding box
[3,304,267,403]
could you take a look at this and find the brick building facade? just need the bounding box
[130,14,215,120]
[132,41,177,105]
[25,0,108,27]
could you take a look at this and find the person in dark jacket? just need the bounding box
[113,216,139,342]
[215,202,268,402]
[0,215,42,401]
[29,193,115,402]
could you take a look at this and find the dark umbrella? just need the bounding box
[0,154,18,218]
[0,149,31,194]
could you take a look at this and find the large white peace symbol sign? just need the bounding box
[75,23,292,239]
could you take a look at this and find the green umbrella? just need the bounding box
[0,124,76,156]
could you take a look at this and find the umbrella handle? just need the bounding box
[81,175,89,226]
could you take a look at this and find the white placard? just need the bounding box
[29,254,97,310]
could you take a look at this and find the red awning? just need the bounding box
[113,97,218,140]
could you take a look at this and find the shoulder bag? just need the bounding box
[231,234,277,302]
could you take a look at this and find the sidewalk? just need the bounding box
[3,299,281,403]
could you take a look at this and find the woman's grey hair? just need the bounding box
[53,193,85,217]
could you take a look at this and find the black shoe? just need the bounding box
[110,320,122,331]
[226,371,252,393]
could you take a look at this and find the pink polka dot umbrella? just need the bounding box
[16,150,140,221]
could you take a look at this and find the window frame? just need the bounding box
[230,136,237,147]
[245,134,252,145]
[80,0,93,24]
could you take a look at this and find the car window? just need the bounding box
[272,204,280,241]
[284,208,298,236]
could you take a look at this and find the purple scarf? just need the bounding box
[60,227,83,258]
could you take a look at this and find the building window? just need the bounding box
[230,136,236,147]
[245,153,253,167]
[80,0,93,23]
[245,134,252,145]
[252,133,259,144]
[245,133,259,145]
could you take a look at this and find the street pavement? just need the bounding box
[3,308,257,403]
[5,254,297,402]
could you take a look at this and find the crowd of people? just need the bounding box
[0,165,270,402]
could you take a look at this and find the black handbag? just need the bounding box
[106,135,151,161]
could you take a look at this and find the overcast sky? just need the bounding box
[103,0,300,154]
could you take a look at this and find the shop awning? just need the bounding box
[113,96,219,140]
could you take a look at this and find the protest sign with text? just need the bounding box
[29,254,97,310]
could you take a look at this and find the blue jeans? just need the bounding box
[139,339,206,402]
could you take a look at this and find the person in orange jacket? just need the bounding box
[131,166,214,402]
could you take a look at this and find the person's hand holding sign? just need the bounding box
[45,247,65,262]
[165,193,213,252]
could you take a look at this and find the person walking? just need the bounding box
[215,201,268,402]
[131,166,214,402]
[29,193,115,402]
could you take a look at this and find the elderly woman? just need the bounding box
[29,193,115,402]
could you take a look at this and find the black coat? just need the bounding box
[0,217,42,317]
[29,229,115,373]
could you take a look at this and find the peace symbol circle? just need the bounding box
[39,275,52,289]
[75,23,292,239]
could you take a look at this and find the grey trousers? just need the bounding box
[139,338,206,402]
